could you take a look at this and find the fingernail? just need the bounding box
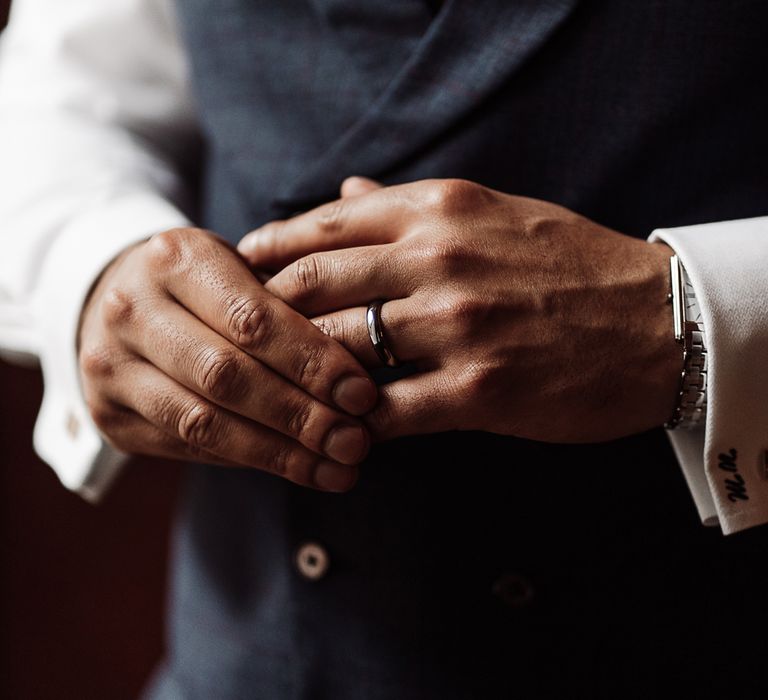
[333,375,376,415]
[324,425,368,465]
[314,461,358,492]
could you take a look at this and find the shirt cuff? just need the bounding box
[31,192,190,501]
[650,216,768,535]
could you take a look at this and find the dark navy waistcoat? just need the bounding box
[147,1,768,698]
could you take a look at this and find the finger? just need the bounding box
[115,298,370,463]
[89,403,247,468]
[363,370,460,442]
[146,229,376,415]
[237,185,411,269]
[340,176,383,198]
[312,299,435,369]
[101,407,358,491]
[265,243,412,316]
[102,359,360,491]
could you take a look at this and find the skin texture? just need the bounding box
[238,177,682,445]
[76,227,377,492]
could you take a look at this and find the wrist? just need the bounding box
[609,241,683,435]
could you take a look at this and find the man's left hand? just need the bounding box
[239,178,682,444]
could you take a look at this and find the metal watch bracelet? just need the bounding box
[665,321,707,429]
[665,255,707,430]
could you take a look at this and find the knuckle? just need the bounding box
[317,199,346,235]
[146,227,212,269]
[282,447,316,483]
[295,342,328,387]
[197,347,242,402]
[297,256,320,289]
[282,399,323,446]
[87,399,121,434]
[447,294,488,336]
[527,213,577,243]
[177,401,218,450]
[154,391,178,430]
[313,316,335,338]
[427,294,487,344]
[227,296,273,349]
[288,255,322,303]
[101,287,136,327]
[79,344,116,380]
[285,400,313,440]
[421,237,467,273]
[312,315,347,345]
[269,442,294,477]
[146,228,187,268]
[428,178,486,213]
[520,214,552,239]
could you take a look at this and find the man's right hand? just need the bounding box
[76,227,376,492]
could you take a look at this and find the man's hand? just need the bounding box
[77,227,377,491]
[238,178,682,444]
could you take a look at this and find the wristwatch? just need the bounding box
[666,254,707,429]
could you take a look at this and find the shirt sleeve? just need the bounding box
[0,0,196,501]
[649,217,768,535]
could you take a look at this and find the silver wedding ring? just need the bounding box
[366,300,399,367]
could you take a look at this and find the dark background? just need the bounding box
[0,4,181,698]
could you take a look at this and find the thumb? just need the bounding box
[340,176,383,198]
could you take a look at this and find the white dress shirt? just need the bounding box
[1,0,767,532]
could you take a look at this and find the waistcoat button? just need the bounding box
[492,573,535,609]
[295,542,330,581]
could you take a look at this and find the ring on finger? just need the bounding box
[366,300,399,368]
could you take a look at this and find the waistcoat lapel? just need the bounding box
[307,0,436,100]
[276,0,580,208]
